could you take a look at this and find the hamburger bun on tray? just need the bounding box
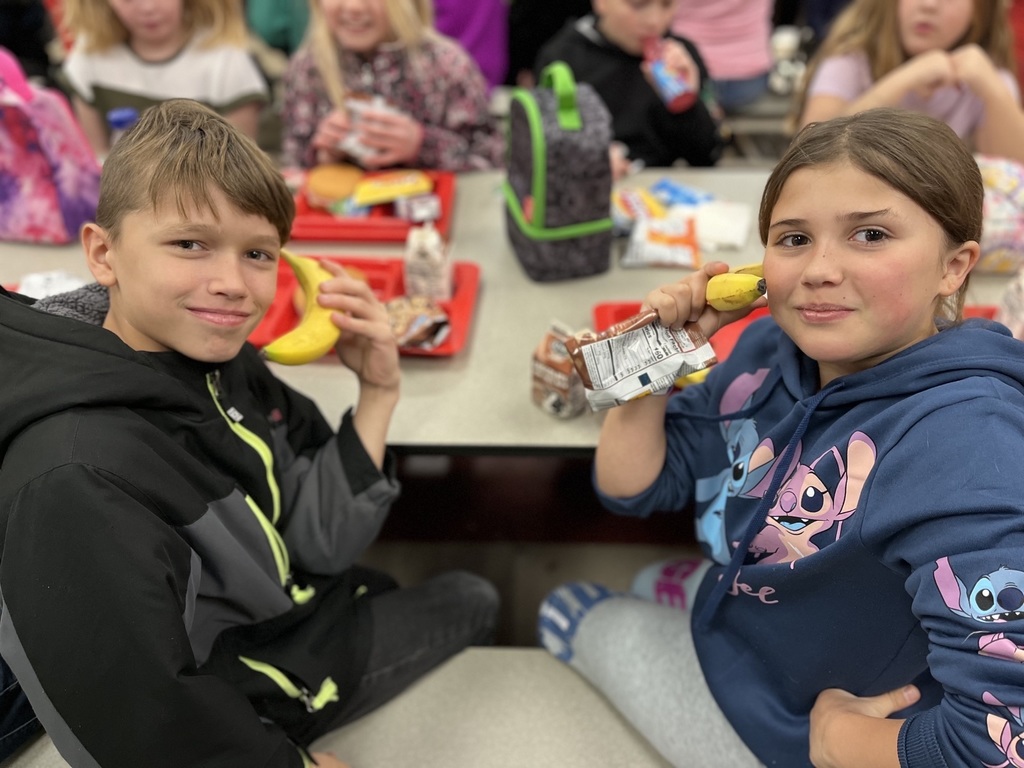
[305,163,366,211]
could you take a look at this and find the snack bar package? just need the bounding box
[532,321,588,419]
[564,309,716,410]
[386,295,450,351]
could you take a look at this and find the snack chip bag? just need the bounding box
[353,170,434,207]
[564,309,716,410]
[621,212,700,269]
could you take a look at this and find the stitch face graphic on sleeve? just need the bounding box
[741,431,877,566]
[934,557,1024,663]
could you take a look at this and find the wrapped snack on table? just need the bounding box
[386,295,450,351]
[531,321,588,419]
[621,211,700,269]
[395,193,442,223]
[353,170,434,207]
[975,154,1024,274]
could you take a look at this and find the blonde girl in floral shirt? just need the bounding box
[281,0,504,171]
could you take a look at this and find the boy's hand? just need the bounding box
[643,261,765,339]
[315,261,400,393]
[641,40,699,92]
[310,751,352,768]
[609,142,633,182]
[311,108,353,164]
[356,109,425,169]
[659,40,700,92]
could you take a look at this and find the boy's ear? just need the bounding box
[82,223,117,287]
[939,240,980,297]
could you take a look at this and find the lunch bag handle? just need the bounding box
[540,61,582,132]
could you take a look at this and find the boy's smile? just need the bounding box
[83,186,281,363]
[763,161,976,387]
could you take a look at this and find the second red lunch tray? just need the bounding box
[592,303,997,365]
[250,255,480,357]
[289,171,456,242]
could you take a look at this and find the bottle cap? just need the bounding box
[107,106,139,130]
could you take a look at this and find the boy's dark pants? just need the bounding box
[323,568,499,733]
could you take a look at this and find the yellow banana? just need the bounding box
[733,262,764,277]
[706,272,766,312]
[674,367,711,389]
[263,250,341,365]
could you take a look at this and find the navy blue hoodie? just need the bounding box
[600,315,1024,767]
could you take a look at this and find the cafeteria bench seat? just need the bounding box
[6,648,671,768]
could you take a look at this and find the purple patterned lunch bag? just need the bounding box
[503,61,614,282]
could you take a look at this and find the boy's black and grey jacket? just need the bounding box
[0,285,401,767]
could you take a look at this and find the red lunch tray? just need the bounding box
[289,171,456,243]
[593,303,998,365]
[249,255,480,358]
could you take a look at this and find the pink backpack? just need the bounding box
[0,46,100,244]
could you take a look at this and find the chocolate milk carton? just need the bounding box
[532,321,588,418]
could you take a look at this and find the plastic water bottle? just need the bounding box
[106,107,139,147]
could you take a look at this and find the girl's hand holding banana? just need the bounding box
[644,261,767,340]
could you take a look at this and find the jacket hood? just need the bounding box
[0,284,205,462]
[771,316,1024,405]
[574,15,639,58]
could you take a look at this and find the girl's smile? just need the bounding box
[320,0,394,54]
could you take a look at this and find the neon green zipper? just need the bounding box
[206,374,280,523]
[207,373,315,604]
[238,656,339,713]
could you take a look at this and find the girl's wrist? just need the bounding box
[407,122,425,164]
[315,146,337,165]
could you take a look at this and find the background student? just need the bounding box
[670,0,773,113]
[795,0,1024,163]
[535,0,723,170]
[538,107,1024,767]
[432,0,509,91]
[0,99,498,767]
[61,0,268,157]
[281,0,504,171]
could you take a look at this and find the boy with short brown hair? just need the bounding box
[0,98,497,768]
